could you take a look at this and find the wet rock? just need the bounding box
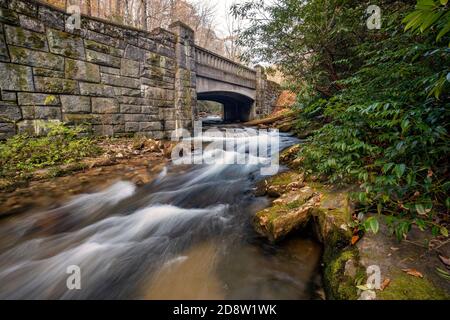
[255,171,304,197]
[254,191,320,242]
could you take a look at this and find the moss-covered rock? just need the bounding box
[323,248,366,300]
[254,193,320,242]
[255,170,304,197]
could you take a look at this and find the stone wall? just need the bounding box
[0,0,195,139]
[255,65,281,118]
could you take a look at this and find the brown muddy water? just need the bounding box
[0,126,323,299]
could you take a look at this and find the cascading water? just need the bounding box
[0,125,322,299]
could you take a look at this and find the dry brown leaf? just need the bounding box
[402,268,423,278]
[351,235,360,245]
[438,255,450,267]
[380,278,391,291]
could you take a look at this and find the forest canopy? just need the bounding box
[233,0,450,239]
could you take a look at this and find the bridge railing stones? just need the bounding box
[194,45,256,89]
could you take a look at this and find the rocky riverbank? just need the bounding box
[252,144,450,300]
[0,137,174,218]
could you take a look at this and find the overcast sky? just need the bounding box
[198,0,235,37]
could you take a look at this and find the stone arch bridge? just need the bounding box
[0,0,279,139]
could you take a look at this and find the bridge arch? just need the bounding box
[197,91,254,122]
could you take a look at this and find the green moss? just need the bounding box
[378,271,449,300]
[286,199,303,209]
[323,248,365,300]
[257,204,287,222]
[270,171,299,186]
[44,95,57,106]
[9,46,27,60]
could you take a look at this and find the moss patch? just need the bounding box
[323,248,366,300]
[378,271,449,300]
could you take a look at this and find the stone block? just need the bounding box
[0,102,21,121]
[0,7,19,25]
[9,0,38,16]
[17,119,63,135]
[124,114,158,122]
[47,28,85,59]
[21,105,61,120]
[104,24,124,38]
[9,46,64,70]
[1,91,17,101]
[100,66,120,75]
[141,77,174,90]
[0,122,16,139]
[19,14,45,33]
[85,30,121,48]
[33,67,65,78]
[141,85,174,100]
[5,25,47,50]
[100,74,140,89]
[124,44,144,61]
[0,28,9,62]
[65,58,100,82]
[92,97,119,113]
[34,76,79,94]
[60,95,91,113]
[84,39,123,57]
[159,108,175,121]
[139,121,162,131]
[113,87,142,97]
[18,93,60,106]
[164,120,176,130]
[141,106,158,114]
[86,49,120,68]
[125,122,139,132]
[38,5,65,31]
[79,82,115,97]
[121,58,140,78]
[63,113,96,124]
[120,105,141,113]
[0,63,33,91]
[116,96,150,105]
[81,17,105,33]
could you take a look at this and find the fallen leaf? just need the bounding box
[390,247,399,251]
[402,268,423,278]
[380,278,391,291]
[438,255,450,268]
[351,235,360,245]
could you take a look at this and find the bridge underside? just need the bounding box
[197,91,254,123]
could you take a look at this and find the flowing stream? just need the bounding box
[0,125,322,299]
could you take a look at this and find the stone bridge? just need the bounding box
[0,0,279,139]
